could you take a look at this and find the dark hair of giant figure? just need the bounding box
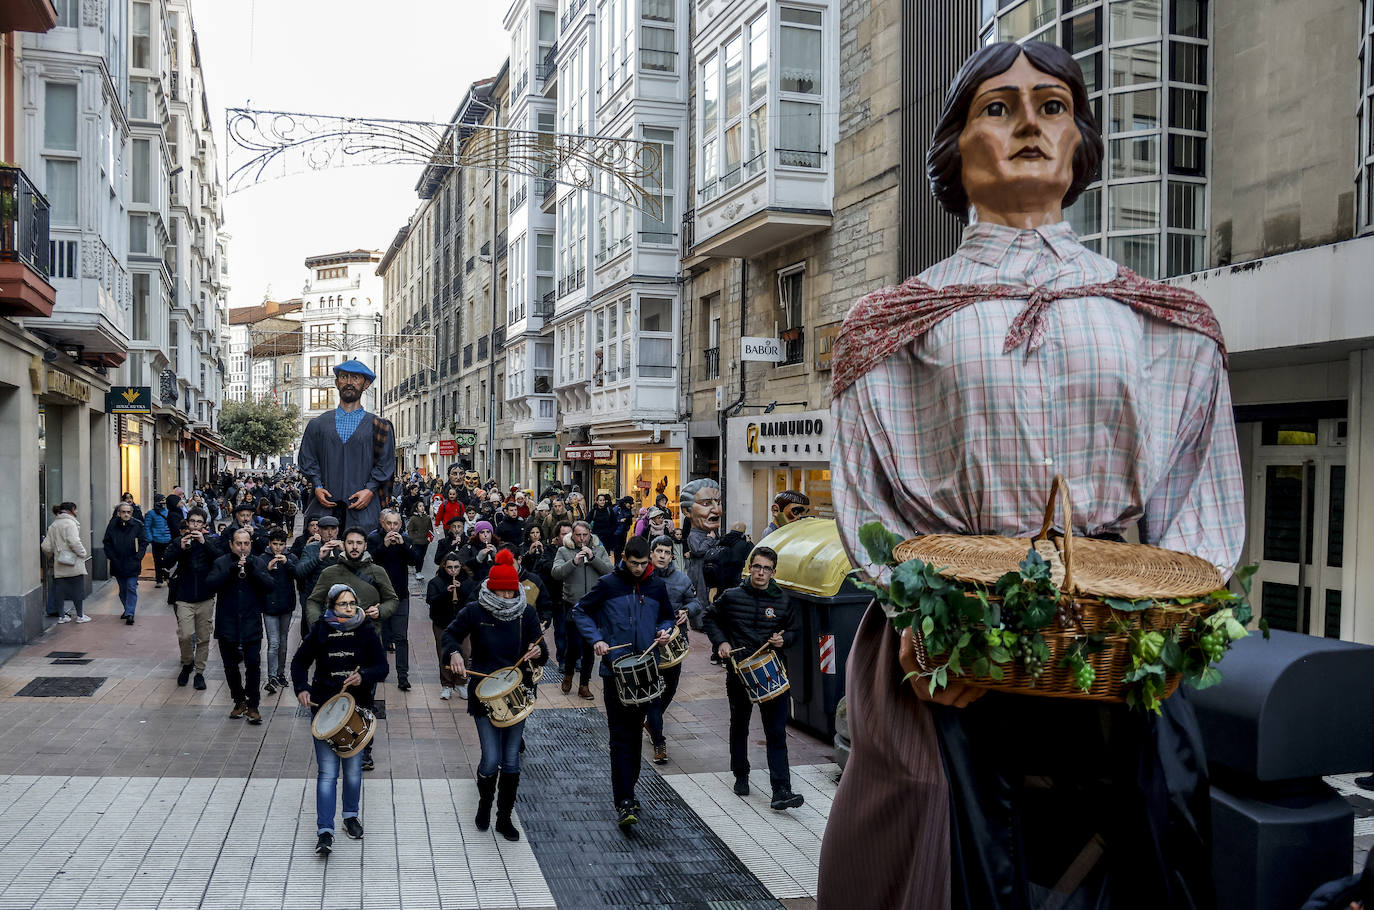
[926,41,1103,220]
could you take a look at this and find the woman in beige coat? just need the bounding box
[40,502,90,623]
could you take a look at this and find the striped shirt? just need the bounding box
[334,406,367,444]
[830,220,1245,583]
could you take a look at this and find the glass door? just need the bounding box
[1251,439,1346,637]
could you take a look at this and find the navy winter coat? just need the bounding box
[572,563,675,677]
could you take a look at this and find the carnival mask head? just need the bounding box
[680,478,722,534]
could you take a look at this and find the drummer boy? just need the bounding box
[701,545,804,811]
[571,536,676,829]
[290,583,389,857]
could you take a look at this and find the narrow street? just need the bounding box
[0,570,833,910]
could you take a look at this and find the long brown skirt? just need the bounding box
[817,603,951,908]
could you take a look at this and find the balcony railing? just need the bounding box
[541,175,557,206]
[704,346,719,380]
[780,326,805,366]
[559,0,585,34]
[509,183,527,211]
[477,336,489,360]
[640,49,677,74]
[496,230,507,259]
[0,167,51,281]
[463,344,473,368]
[535,292,555,318]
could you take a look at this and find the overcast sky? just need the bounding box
[193,0,510,311]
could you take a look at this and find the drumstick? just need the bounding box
[604,642,634,652]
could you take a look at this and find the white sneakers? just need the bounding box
[439,686,452,700]
[75,615,92,623]
[56,614,72,623]
[59,613,92,623]
[456,682,469,699]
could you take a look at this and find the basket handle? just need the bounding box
[1033,475,1076,595]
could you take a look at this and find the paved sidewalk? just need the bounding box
[0,574,835,909]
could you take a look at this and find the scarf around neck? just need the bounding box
[829,266,1226,400]
[478,583,525,622]
[324,608,365,631]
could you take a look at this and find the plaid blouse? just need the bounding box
[830,221,1245,581]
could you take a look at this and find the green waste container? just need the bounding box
[749,519,870,740]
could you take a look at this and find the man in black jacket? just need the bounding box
[219,501,268,556]
[103,501,148,624]
[206,527,273,723]
[367,509,419,691]
[160,507,219,690]
[702,545,804,810]
[259,527,299,694]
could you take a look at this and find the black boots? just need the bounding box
[474,772,497,831]
[494,772,521,841]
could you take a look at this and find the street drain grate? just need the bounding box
[45,651,86,659]
[51,658,93,665]
[15,677,106,697]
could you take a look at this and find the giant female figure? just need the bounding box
[817,42,1244,909]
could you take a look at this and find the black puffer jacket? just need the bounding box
[702,579,798,657]
[206,553,273,642]
[159,534,220,603]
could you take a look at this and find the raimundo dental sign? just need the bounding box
[731,408,831,461]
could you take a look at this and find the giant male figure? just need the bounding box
[297,359,395,536]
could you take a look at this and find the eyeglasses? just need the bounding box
[334,599,358,607]
[749,564,776,572]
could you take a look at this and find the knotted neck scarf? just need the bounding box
[829,267,1227,400]
[478,583,526,623]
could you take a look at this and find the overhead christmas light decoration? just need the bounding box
[224,108,665,218]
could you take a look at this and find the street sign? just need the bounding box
[741,336,783,362]
[529,439,559,460]
[438,439,457,457]
[105,386,152,415]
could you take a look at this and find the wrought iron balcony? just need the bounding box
[0,165,55,317]
[780,326,805,366]
[534,292,555,318]
[477,335,488,360]
[703,346,719,380]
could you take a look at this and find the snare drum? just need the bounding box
[530,662,545,686]
[475,667,536,727]
[735,649,790,704]
[611,651,664,705]
[311,692,377,757]
[656,626,690,670]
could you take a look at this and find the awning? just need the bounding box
[187,429,244,461]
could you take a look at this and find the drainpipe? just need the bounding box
[717,257,747,502]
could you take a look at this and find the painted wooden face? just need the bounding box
[957,53,1080,216]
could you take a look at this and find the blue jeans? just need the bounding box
[474,715,524,776]
[262,613,293,678]
[312,736,363,834]
[116,576,139,616]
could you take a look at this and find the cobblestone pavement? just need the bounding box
[0,569,834,910]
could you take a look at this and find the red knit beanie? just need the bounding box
[487,549,520,593]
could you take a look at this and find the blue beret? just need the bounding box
[333,359,375,380]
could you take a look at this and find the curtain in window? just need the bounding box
[779,25,821,94]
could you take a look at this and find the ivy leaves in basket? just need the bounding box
[854,521,1263,712]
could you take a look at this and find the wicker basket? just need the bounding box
[894,476,1225,702]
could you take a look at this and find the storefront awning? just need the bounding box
[187,429,244,461]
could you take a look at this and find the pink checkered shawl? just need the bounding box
[829,267,1226,400]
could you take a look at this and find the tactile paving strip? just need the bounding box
[517,707,783,909]
[14,676,106,697]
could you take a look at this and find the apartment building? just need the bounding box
[297,251,384,421]
[377,196,438,478]
[226,298,303,407]
[542,0,691,505]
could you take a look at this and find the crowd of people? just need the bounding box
[39,458,821,857]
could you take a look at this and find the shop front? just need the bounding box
[725,409,834,539]
[529,438,560,494]
[619,448,683,519]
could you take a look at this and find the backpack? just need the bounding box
[702,541,733,590]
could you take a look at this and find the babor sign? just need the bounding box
[740,336,783,362]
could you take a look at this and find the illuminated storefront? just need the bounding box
[725,409,835,539]
[620,449,683,520]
